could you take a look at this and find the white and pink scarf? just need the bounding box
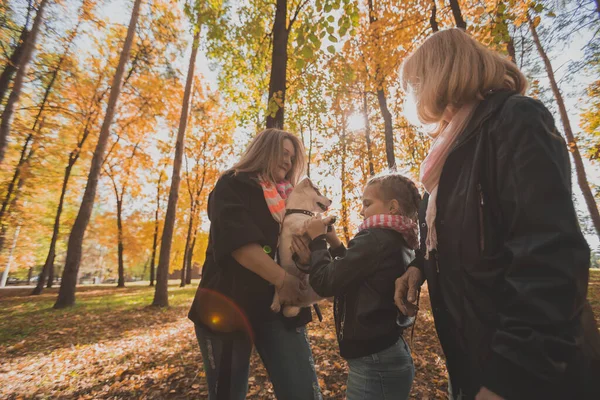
[358,214,419,250]
[257,177,293,224]
[420,102,479,258]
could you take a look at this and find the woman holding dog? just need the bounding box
[188,129,321,399]
[394,28,599,400]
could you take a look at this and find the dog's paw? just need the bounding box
[283,306,301,317]
[270,291,282,313]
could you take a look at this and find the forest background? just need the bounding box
[0,0,599,304]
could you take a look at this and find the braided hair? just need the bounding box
[366,172,421,221]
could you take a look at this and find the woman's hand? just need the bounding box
[291,235,311,265]
[394,266,422,317]
[305,214,335,240]
[276,272,307,305]
[475,387,504,400]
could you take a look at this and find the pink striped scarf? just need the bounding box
[258,177,293,224]
[358,214,419,250]
[420,102,478,258]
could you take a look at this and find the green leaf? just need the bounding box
[301,46,314,59]
[296,58,306,69]
[327,15,334,23]
[324,4,332,13]
[326,25,334,34]
[309,33,319,45]
[327,45,336,54]
[328,35,338,43]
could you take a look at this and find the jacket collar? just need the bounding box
[451,90,517,150]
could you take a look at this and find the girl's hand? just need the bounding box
[325,220,342,249]
[305,214,328,239]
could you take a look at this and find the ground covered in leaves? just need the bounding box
[2,270,599,399]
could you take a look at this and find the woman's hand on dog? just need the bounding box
[305,214,336,240]
[291,236,311,265]
[276,272,307,305]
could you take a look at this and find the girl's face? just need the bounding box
[360,184,397,219]
[273,138,296,182]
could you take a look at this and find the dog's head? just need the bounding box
[286,178,332,213]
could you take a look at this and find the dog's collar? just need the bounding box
[285,209,315,217]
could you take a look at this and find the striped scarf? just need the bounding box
[358,214,419,250]
[258,177,294,224]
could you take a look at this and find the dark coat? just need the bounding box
[308,229,414,359]
[412,91,596,399]
[188,171,311,332]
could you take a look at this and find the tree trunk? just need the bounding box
[362,92,375,176]
[0,0,49,164]
[0,134,33,224]
[507,35,516,62]
[266,0,288,129]
[180,207,194,288]
[0,28,29,105]
[0,226,20,288]
[307,126,314,178]
[32,163,73,295]
[149,173,163,287]
[0,132,36,255]
[152,17,201,307]
[116,198,125,287]
[449,0,467,29]
[430,0,439,32]
[54,0,143,309]
[340,125,350,244]
[377,90,395,170]
[34,111,95,294]
[2,24,76,259]
[528,14,600,239]
[368,0,395,170]
[186,233,197,284]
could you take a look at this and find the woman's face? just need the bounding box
[360,184,395,219]
[273,138,296,182]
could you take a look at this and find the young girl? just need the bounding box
[293,172,420,400]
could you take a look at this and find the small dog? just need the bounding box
[271,178,332,317]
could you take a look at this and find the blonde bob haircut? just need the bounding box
[228,128,306,185]
[401,28,528,126]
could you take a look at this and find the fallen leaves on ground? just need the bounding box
[1,271,599,399]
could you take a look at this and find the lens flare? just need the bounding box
[192,288,254,342]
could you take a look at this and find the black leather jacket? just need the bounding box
[412,91,594,399]
[308,228,414,359]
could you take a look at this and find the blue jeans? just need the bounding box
[346,337,415,400]
[195,318,322,400]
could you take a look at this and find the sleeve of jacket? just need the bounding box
[481,97,590,399]
[209,175,266,262]
[308,230,379,297]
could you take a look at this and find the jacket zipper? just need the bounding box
[477,183,485,252]
[338,296,346,340]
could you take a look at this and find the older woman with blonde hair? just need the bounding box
[188,128,321,399]
[394,29,598,399]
